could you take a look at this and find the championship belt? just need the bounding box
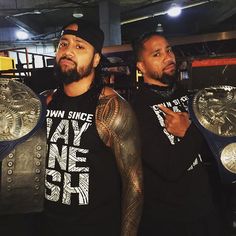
[189,85,236,183]
[0,79,46,214]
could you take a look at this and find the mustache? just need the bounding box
[59,56,76,65]
[164,60,176,67]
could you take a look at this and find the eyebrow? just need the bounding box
[59,36,69,41]
[60,35,85,42]
[150,48,161,54]
[75,38,86,44]
[62,36,88,46]
[152,45,171,52]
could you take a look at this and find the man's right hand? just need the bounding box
[158,105,190,137]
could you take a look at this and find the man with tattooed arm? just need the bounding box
[41,19,143,236]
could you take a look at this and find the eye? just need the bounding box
[167,48,173,53]
[76,44,85,50]
[153,52,161,57]
[58,41,68,48]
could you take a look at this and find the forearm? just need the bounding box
[120,179,143,236]
[117,143,143,235]
[112,131,143,235]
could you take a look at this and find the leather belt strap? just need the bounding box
[0,128,46,215]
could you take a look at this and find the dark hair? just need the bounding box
[132,31,164,63]
[93,63,104,89]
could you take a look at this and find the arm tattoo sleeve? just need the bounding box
[96,94,143,236]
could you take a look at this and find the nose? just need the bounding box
[58,43,75,59]
[164,51,172,59]
[64,45,74,58]
[163,51,175,64]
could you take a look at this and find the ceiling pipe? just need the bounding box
[121,0,213,25]
[12,9,42,17]
[5,16,38,35]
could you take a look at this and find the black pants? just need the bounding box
[0,213,42,236]
[138,210,222,236]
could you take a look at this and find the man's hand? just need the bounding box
[158,105,190,137]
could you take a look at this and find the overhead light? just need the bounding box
[16,30,29,40]
[167,4,182,17]
[121,0,209,25]
[73,8,84,18]
[33,10,42,15]
[156,23,163,33]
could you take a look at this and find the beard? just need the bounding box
[149,61,177,87]
[54,56,94,85]
[160,72,177,87]
[148,70,177,87]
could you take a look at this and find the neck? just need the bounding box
[63,73,95,97]
[144,76,168,87]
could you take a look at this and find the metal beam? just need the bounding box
[5,16,38,35]
[169,30,236,46]
[102,30,236,53]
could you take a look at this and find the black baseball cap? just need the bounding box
[60,19,104,53]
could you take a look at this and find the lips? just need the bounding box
[164,63,176,72]
[59,58,75,67]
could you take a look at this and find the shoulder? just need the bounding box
[40,89,57,105]
[131,88,150,114]
[174,83,189,96]
[99,86,120,97]
[130,89,142,107]
[98,86,130,112]
[96,86,137,146]
[97,86,133,124]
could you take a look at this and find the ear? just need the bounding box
[137,61,145,75]
[93,53,101,68]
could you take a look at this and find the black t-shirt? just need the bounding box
[43,86,121,235]
[131,83,215,222]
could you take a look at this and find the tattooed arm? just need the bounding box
[96,88,143,236]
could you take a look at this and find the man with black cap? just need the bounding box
[41,20,143,235]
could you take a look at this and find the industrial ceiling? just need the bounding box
[0,0,235,47]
